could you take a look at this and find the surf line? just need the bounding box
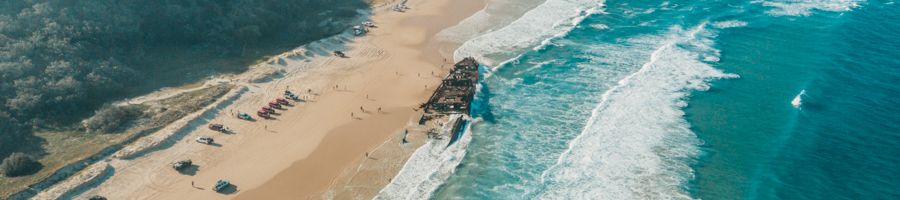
[539,21,711,183]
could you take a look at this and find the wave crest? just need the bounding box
[792,89,806,108]
[374,115,474,200]
[712,20,749,29]
[535,23,737,199]
[453,0,605,66]
[757,0,863,16]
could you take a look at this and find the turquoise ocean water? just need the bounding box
[386,0,899,199]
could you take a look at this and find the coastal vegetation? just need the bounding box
[1,152,40,177]
[1,84,232,196]
[0,0,368,196]
[81,105,146,134]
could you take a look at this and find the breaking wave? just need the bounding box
[453,0,605,66]
[757,0,863,16]
[712,20,749,29]
[792,89,806,108]
[374,116,475,200]
[535,23,738,199]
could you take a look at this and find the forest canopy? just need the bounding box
[0,0,369,157]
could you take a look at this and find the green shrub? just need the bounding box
[81,105,145,133]
[1,152,41,177]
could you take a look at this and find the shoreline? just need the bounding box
[43,0,489,199]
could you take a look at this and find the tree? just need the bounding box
[1,152,41,177]
[0,112,25,158]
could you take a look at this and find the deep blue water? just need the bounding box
[422,0,899,199]
[687,1,900,199]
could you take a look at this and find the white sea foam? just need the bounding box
[454,0,605,66]
[536,23,738,199]
[590,23,610,30]
[792,89,805,108]
[514,60,557,76]
[712,20,749,29]
[757,0,863,16]
[374,115,474,200]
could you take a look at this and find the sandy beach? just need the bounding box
[63,0,485,199]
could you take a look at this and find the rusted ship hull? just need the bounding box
[421,57,479,124]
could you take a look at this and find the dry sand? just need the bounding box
[73,0,485,199]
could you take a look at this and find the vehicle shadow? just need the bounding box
[208,142,223,148]
[216,185,239,195]
[178,165,200,176]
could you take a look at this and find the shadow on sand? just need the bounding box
[207,142,223,148]
[216,184,239,195]
[178,165,200,176]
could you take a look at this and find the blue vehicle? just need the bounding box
[237,112,253,120]
[214,179,230,192]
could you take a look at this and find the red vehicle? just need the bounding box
[262,106,275,114]
[208,124,230,133]
[257,110,270,117]
[268,102,282,109]
[276,98,290,105]
[208,124,224,131]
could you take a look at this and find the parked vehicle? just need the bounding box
[268,102,282,109]
[257,110,270,118]
[196,136,214,144]
[172,159,192,171]
[237,112,253,120]
[276,98,290,105]
[284,90,300,100]
[262,106,275,114]
[214,179,231,192]
[208,124,230,133]
[362,21,376,28]
[333,51,346,57]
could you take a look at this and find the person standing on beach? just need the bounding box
[402,129,409,144]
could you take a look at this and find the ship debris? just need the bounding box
[420,57,479,124]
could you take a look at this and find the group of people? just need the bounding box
[351,105,383,119]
